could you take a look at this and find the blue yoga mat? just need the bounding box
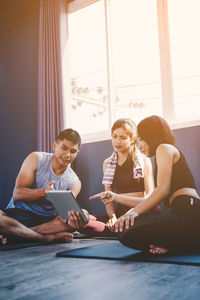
[56,242,141,260]
[56,241,200,266]
[138,253,200,266]
[0,241,44,250]
[57,242,140,260]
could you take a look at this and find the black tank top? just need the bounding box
[155,148,196,206]
[112,157,145,217]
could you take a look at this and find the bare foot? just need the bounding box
[149,244,168,255]
[43,232,73,244]
[31,216,71,234]
[32,211,89,235]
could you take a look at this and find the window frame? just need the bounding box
[67,0,200,144]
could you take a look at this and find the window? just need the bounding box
[168,0,200,121]
[66,0,200,141]
[68,1,109,135]
[110,0,162,124]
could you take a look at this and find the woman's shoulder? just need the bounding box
[103,157,110,165]
[156,144,180,163]
[103,152,117,165]
[103,157,110,172]
[103,152,118,172]
[103,157,110,164]
[156,143,178,153]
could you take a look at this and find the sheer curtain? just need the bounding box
[37,0,68,152]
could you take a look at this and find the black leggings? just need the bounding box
[118,195,200,253]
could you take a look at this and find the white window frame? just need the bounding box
[67,0,200,144]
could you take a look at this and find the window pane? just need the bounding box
[168,0,200,120]
[110,0,162,124]
[68,1,109,135]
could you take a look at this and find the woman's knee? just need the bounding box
[117,227,144,250]
[117,218,157,250]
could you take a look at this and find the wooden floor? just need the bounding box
[1,238,200,300]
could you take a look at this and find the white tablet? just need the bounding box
[46,190,87,223]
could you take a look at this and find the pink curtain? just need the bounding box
[37,0,68,152]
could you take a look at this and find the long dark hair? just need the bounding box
[137,115,175,156]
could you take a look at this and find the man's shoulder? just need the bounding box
[35,152,53,172]
[35,151,53,157]
[35,151,53,162]
[64,164,77,174]
[63,165,79,179]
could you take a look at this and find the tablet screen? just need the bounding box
[46,190,87,222]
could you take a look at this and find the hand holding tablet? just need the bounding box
[46,190,88,224]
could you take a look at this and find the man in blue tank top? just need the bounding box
[3,129,89,240]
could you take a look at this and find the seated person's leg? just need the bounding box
[0,210,73,243]
[33,212,113,237]
[32,209,90,234]
[31,215,71,234]
[117,214,186,252]
[78,214,114,237]
[5,208,56,227]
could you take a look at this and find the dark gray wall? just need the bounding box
[0,0,40,208]
[173,125,200,194]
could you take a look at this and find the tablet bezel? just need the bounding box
[46,190,87,223]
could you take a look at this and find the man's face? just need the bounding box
[53,139,79,167]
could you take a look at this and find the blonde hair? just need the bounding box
[111,118,139,167]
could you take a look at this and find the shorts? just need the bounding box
[4,208,56,227]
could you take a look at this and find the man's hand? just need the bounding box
[44,181,55,195]
[89,191,117,205]
[67,209,89,230]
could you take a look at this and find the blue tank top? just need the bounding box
[7,152,79,216]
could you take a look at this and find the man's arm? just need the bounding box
[13,152,51,202]
[69,180,81,198]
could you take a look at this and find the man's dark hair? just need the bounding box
[56,128,81,147]
[137,115,175,156]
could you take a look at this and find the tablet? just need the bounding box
[46,190,87,223]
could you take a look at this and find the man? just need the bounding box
[4,128,88,237]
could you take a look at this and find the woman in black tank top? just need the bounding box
[79,118,156,237]
[90,115,200,254]
[102,118,160,231]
